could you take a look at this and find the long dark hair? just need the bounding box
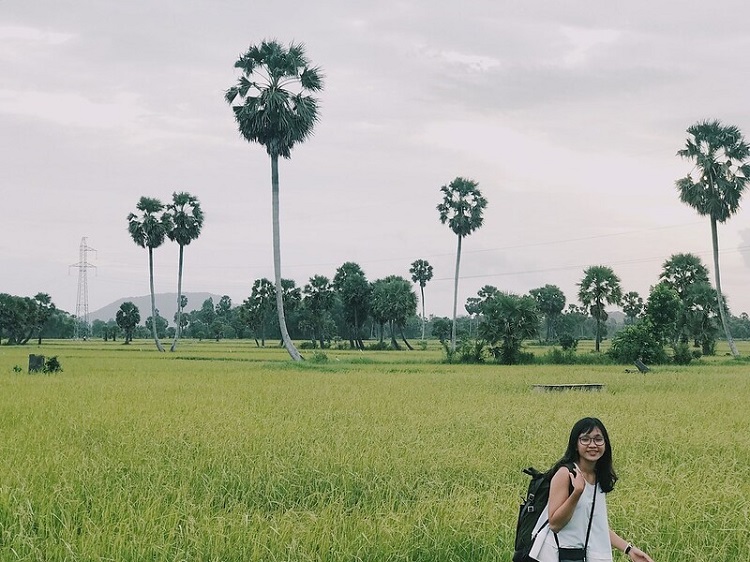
[549,417,618,493]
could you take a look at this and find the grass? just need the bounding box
[0,339,749,560]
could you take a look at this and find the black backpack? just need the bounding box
[512,464,574,562]
[512,467,552,562]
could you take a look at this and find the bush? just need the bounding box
[309,351,328,364]
[671,343,693,365]
[440,339,486,364]
[367,341,390,351]
[541,348,579,365]
[559,334,578,351]
[457,339,487,364]
[299,341,317,350]
[535,348,614,365]
[43,356,63,373]
[608,323,669,364]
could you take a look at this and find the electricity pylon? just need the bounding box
[70,237,96,339]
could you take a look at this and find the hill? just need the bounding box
[90,292,224,324]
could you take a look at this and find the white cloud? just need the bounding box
[559,26,622,67]
[0,25,75,44]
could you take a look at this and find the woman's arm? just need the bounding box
[609,529,655,562]
[547,466,584,532]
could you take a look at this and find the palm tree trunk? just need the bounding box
[271,154,303,361]
[148,248,164,352]
[170,244,184,352]
[420,286,426,341]
[451,235,462,352]
[711,217,740,357]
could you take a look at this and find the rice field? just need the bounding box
[1,339,749,561]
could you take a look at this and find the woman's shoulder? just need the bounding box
[550,463,575,484]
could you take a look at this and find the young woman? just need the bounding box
[528,417,655,562]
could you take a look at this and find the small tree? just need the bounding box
[479,293,539,364]
[644,283,681,344]
[621,291,644,325]
[333,263,370,350]
[370,276,418,349]
[529,285,566,342]
[116,301,140,344]
[409,259,434,341]
[578,265,622,352]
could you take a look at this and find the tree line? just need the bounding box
[222,39,750,361]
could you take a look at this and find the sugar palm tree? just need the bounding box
[127,196,172,352]
[676,119,750,357]
[225,40,323,362]
[166,191,204,351]
[409,259,433,341]
[578,265,622,352]
[437,177,487,352]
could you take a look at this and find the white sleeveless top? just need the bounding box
[528,480,612,562]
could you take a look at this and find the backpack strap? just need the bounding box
[553,470,598,560]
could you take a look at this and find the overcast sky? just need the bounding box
[3,0,750,321]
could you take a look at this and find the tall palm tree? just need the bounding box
[676,119,750,357]
[127,196,172,352]
[225,40,323,362]
[166,191,204,351]
[437,177,487,352]
[409,259,433,341]
[578,265,622,352]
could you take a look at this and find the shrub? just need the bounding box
[540,348,579,365]
[43,356,63,373]
[671,343,693,365]
[559,334,578,351]
[457,339,486,364]
[309,351,328,364]
[608,322,669,364]
[367,341,390,351]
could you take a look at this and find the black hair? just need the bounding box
[549,417,618,493]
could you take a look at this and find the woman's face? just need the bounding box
[576,426,606,463]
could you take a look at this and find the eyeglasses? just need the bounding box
[578,435,605,446]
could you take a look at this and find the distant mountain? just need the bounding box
[90,292,224,324]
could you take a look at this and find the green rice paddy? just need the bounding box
[1,340,748,561]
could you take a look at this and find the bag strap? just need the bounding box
[582,477,597,555]
[553,474,598,560]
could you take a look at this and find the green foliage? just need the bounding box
[676,119,750,358]
[431,317,452,343]
[608,322,669,364]
[115,301,140,344]
[529,284,566,341]
[225,40,323,159]
[308,351,329,364]
[578,265,622,352]
[479,293,539,365]
[456,339,487,364]
[671,343,693,365]
[558,334,578,351]
[540,348,579,365]
[437,177,488,352]
[645,283,681,343]
[42,356,62,373]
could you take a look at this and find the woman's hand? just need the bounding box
[628,545,654,562]
[569,465,586,495]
